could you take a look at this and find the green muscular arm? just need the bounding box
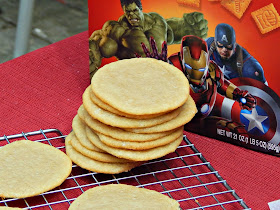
[166,12,208,44]
[89,36,102,78]
[89,21,123,78]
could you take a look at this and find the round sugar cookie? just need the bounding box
[0,140,72,198]
[86,127,183,161]
[69,132,133,163]
[97,126,183,150]
[78,105,173,142]
[72,115,104,152]
[126,96,197,133]
[90,91,166,119]
[91,58,190,115]
[83,86,182,128]
[65,134,143,174]
[69,184,180,210]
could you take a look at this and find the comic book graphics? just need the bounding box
[88,0,280,156]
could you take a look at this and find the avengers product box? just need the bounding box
[88,0,280,156]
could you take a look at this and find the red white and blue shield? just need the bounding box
[185,77,280,156]
[230,78,280,149]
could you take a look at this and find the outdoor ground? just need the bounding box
[0,0,88,63]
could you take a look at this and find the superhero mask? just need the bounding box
[180,35,209,86]
[214,23,236,59]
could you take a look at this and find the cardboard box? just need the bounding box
[88,0,280,156]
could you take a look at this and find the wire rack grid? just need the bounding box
[0,129,250,210]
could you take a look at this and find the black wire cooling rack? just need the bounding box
[0,129,250,210]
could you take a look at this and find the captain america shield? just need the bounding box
[230,78,280,145]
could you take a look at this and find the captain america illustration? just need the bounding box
[206,23,268,85]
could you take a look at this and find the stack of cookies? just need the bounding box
[66,58,197,174]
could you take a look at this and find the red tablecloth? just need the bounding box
[0,31,279,210]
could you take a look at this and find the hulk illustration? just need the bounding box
[89,0,208,78]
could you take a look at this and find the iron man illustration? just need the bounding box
[139,35,256,135]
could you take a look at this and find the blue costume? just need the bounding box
[205,23,267,85]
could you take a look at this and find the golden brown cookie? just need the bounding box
[65,133,143,174]
[221,0,252,19]
[83,86,182,128]
[0,140,72,198]
[72,115,104,152]
[78,105,173,142]
[91,58,189,116]
[251,3,280,34]
[69,132,134,163]
[86,127,183,161]
[177,0,200,8]
[90,90,165,119]
[97,126,184,150]
[125,96,197,133]
[69,184,180,210]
